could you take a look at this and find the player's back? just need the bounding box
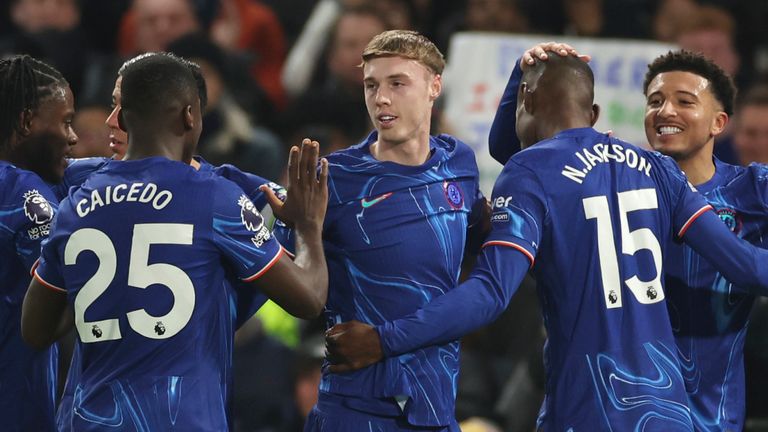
[501,128,708,430]
[43,157,278,431]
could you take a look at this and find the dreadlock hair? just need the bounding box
[0,55,68,151]
[643,50,736,115]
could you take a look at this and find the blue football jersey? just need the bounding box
[35,157,283,431]
[53,157,112,200]
[0,161,59,432]
[665,159,768,431]
[275,132,483,427]
[487,128,712,430]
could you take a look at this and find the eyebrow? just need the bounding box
[648,90,700,99]
[364,73,412,82]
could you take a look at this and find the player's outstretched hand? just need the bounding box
[262,139,329,230]
[325,320,383,373]
[521,41,591,70]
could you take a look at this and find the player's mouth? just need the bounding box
[377,114,397,128]
[109,134,126,151]
[655,125,683,136]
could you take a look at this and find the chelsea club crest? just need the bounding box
[716,208,742,234]
[443,181,464,210]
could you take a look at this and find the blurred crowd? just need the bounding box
[3,0,768,430]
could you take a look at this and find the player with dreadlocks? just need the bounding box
[0,54,77,431]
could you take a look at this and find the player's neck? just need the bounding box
[123,136,186,163]
[538,117,592,143]
[676,150,716,186]
[371,132,431,166]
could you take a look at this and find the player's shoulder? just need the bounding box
[212,163,270,191]
[0,163,55,203]
[64,157,111,180]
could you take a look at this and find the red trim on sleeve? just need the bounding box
[30,258,40,276]
[242,246,285,282]
[33,272,66,294]
[678,205,713,238]
[482,240,535,267]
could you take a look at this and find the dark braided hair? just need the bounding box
[0,55,69,150]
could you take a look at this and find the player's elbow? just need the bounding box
[21,322,53,350]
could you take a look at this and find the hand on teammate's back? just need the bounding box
[262,139,329,231]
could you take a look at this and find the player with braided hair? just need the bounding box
[0,54,77,431]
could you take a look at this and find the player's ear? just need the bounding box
[429,74,442,101]
[711,111,728,137]
[183,105,194,131]
[522,82,534,114]
[18,108,33,138]
[591,103,600,126]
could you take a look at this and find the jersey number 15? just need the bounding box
[583,189,664,309]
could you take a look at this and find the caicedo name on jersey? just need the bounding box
[76,183,173,217]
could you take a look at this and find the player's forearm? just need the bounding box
[376,246,529,357]
[488,59,523,165]
[292,225,329,315]
[21,279,68,349]
[685,210,768,295]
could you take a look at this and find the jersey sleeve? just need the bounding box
[211,179,283,282]
[482,159,545,266]
[488,58,523,165]
[12,178,59,272]
[656,155,713,238]
[33,200,70,293]
[377,245,530,356]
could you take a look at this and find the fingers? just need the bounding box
[298,139,321,188]
[287,145,300,188]
[318,158,329,194]
[522,42,587,68]
[260,186,287,222]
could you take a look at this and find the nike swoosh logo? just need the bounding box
[361,192,393,208]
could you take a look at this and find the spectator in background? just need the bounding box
[674,4,742,164]
[118,0,287,109]
[733,85,768,165]
[280,6,387,151]
[435,0,528,55]
[652,0,698,43]
[3,0,89,96]
[70,104,112,158]
[169,32,284,181]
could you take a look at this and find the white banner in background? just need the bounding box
[443,33,676,194]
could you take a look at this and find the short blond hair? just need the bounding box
[361,30,445,75]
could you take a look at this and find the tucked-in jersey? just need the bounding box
[275,132,483,427]
[0,160,58,431]
[488,128,713,430]
[35,157,283,431]
[665,159,768,431]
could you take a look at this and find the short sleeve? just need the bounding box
[211,179,283,281]
[482,160,544,265]
[656,156,712,238]
[12,179,59,271]
[33,200,71,293]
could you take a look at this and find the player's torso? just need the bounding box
[522,130,693,430]
[0,162,59,431]
[665,162,767,431]
[319,134,478,427]
[61,159,232,431]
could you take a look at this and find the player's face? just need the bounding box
[363,56,440,147]
[23,85,77,182]
[644,71,727,162]
[515,79,536,149]
[106,76,128,158]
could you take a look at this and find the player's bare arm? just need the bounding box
[22,274,70,349]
